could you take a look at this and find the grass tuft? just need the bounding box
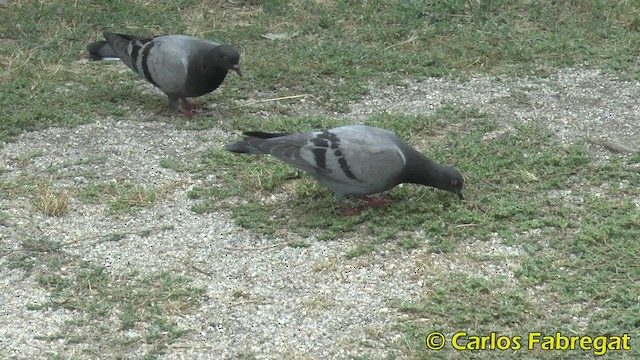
[31,185,69,217]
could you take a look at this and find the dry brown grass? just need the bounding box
[182,0,263,36]
[31,186,70,217]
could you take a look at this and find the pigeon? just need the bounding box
[87,32,241,116]
[225,125,464,214]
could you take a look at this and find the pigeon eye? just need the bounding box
[223,56,229,62]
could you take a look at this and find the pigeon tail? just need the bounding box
[225,141,264,154]
[223,131,293,153]
[242,131,291,139]
[86,41,119,61]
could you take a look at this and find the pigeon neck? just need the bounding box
[402,150,449,189]
[186,50,230,95]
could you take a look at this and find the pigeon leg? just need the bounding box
[165,95,197,116]
[167,96,182,112]
[359,195,396,208]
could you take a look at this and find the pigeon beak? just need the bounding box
[231,65,242,77]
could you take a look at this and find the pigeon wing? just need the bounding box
[103,32,154,73]
[299,126,407,188]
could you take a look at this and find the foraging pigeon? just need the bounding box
[87,32,241,115]
[225,125,464,214]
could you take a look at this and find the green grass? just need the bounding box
[0,210,9,227]
[2,0,640,358]
[194,110,640,358]
[159,157,190,172]
[3,1,640,142]
[193,108,596,244]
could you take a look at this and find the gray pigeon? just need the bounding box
[87,32,241,116]
[225,125,464,214]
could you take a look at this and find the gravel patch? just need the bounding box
[0,272,79,358]
[1,67,639,359]
[350,68,640,151]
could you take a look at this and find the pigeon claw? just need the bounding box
[181,100,207,111]
[179,108,199,117]
[339,196,395,216]
[359,195,396,208]
[340,205,361,216]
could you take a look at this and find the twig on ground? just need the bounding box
[384,34,419,50]
[186,260,214,277]
[586,137,639,154]
[170,345,216,350]
[229,300,274,307]
[232,94,312,109]
[223,242,286,251]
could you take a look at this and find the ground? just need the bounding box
[2,1,640,359]
[1,67,639,359]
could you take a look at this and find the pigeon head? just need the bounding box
[213,44,242,76]
[439,165,465,200]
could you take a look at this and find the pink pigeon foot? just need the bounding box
[340,205,361,216]
[182,99,207,111]
[359,195,397,208]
